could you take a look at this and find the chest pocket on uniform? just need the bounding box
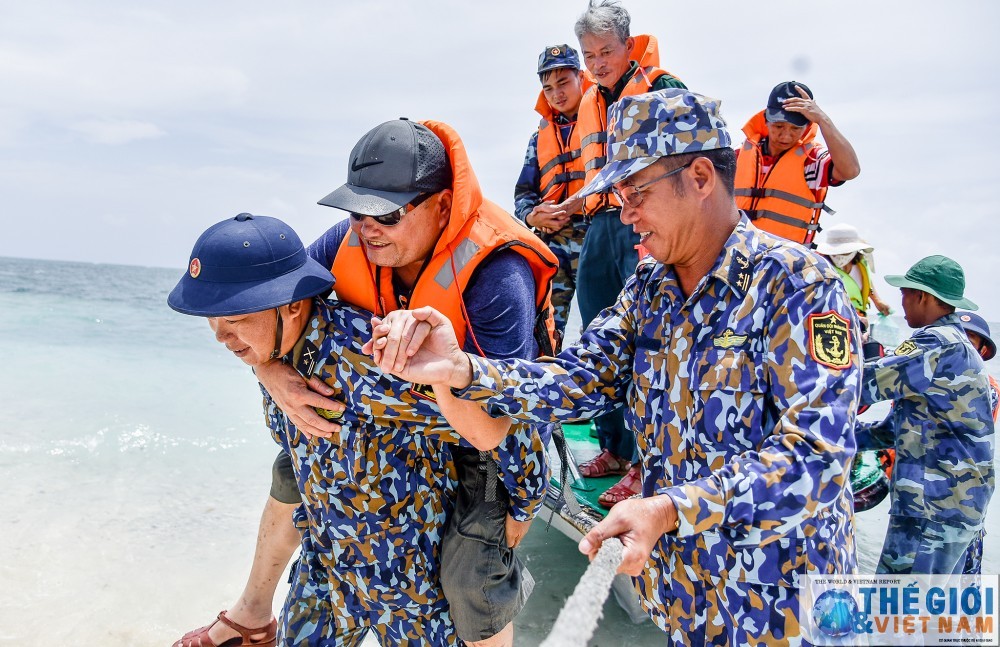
[690,348,767,466]
[628,338,671,434]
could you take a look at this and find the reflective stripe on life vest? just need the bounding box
[734,110,831,245]
[536,115,585,204]
[332,122,559,355]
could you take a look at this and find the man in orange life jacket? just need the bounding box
[175,119,557,647]
[514,44,589,349]
[734,81,861,246]
[553,0,686,508]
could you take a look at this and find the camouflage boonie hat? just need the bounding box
[578,89,732,197]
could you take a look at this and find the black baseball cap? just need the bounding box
[765,81,813,128]
[318,118,452,216]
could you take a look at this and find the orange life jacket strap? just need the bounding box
[580,131,607,148]
[541,171,587,197]
[746,209,822,231]
[538,149,582,177]
[734,187,827,211]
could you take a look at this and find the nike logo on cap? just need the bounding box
[351,158,384,172]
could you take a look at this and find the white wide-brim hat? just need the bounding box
[814,223,874,256]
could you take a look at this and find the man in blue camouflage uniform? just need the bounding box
[175,121,551,647]
[169,214,544,645]
[369,90,862,644]
[514,44,589,345]
[857,255,995,574]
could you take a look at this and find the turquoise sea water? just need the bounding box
[0,256,997,646]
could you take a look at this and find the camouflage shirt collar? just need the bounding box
[660,215,756,304]
[553,111,576,126]
[707,214,757,298]
[284,297,328,379]
[931,312,964,330]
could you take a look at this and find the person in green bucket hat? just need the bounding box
[884,254,979,319]
[855,254,995,574]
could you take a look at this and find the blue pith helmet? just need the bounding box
[957,311,996,360]
[168,213,334,317]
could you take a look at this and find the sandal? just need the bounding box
[578,449,631,478]
[598,465,642,509]
[173,611,278,647]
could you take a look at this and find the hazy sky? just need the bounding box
[2,1,999,317]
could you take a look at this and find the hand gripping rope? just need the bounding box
[539,537,626,647]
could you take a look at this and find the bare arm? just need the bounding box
[430,383,511,450]
[869,286,892,316]
[782,85,860,182]
[554,194,585,217]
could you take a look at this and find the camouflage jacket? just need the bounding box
[262,300,548,592]
[454,217,861,638]
[858,313,995,529]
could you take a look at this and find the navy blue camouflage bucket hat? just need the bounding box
[168,213,334,317]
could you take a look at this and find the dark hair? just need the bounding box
[933,296,956,313]
[656,148,737,196]
[539,67,578,84]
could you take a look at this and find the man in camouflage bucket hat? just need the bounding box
[857,255,994,574]
[363,88,862,644]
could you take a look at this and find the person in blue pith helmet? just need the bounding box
[956,310,999,574]
[169,213,520,646]
[174,118,556,647]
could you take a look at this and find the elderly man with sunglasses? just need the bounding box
[174,119,557,647]
[367,90,861,645]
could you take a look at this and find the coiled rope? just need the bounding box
[539,537,626,647]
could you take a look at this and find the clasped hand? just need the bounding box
[361,306,472,389]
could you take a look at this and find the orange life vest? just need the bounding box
[576,34,676,215]
[332,120,560,355]
[734,111,834,245]
[534,92,587,205]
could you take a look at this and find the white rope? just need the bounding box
[539,537,626,647]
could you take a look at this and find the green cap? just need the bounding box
[885,255,978,310]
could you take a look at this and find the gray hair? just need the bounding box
[574,0,631,44]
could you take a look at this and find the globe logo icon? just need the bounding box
[812,589,858,638]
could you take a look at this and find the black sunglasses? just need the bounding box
[349,192,432,227]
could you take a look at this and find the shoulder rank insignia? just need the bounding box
[714,328,748,349]
[728,251,752,296]
[807,311,853,369]
[409,382,437,403]
[893,339,920,357]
